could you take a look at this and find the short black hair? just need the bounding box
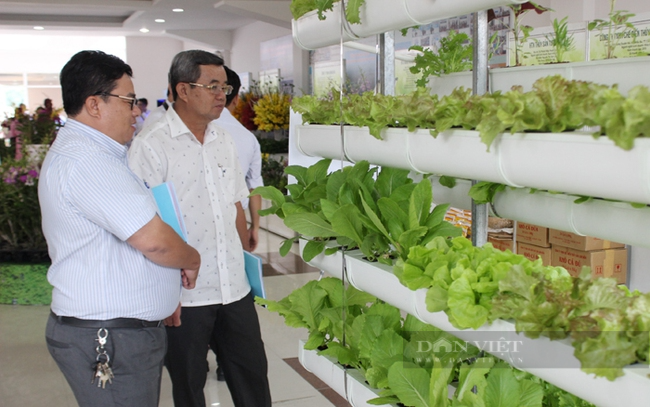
[60,50,133,117]
[224,66,241,107]
[168,50,224,101]
[138,98,148,105]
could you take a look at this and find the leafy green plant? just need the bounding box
[293,75,650,151]
[509,2,553,66]
[545,17,575,63]
[256,277,376,350]
[260,276,597,406]
[251,159,462,264]
[409,30,473,88]
[588,0,636,60]
[290,0,366,23]
[395,233,650,380]
[257,137,288,154]
[0,158,45,251]
[260,154,288,194]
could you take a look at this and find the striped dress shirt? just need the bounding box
[39,119,181,321]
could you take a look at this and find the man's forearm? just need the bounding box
[249,193,262,231]
[128,215,200,271]
[235,202,249,251]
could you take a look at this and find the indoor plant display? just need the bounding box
[251,158,462,263]
[0,157,48,258]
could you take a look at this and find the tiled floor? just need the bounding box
[0,230,349,407]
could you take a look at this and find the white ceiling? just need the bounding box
[0,0,293,40]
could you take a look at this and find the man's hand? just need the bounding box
[164,303,182,327]
[181,267,199,289]
[247,227,259,252]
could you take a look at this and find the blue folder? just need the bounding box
[244,251,266,299]
[151,182,187,241]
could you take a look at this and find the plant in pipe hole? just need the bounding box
[258,277,598,406]
[409,30,473,88]
[250,159,462,264]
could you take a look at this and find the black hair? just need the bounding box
[168,50,224,101]
[59,50,133,117]
[138,98,148,105]
[224,66,241,108]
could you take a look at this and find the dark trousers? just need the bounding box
[45,314,167,407]
[165,292,271,407]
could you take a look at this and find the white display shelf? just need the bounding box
[489,56,650,95]
[429,179,650,250]
[299,340,397,406]
[295,124,650,206]
[295,124,348,162]
[299,239,345,279]
[299,339,347,397]
[304,254,650,407]
[292,0,525,50]
[343,127,411,170]
[426,53,650,97]
[346,251,420,318]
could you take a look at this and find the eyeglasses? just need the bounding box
[188,82,233,96]
[97,92,137,109]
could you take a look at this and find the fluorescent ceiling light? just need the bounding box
[33,26,44,30]
[155,19,165,23]
[173,8,184,12]
[139,28,150,33]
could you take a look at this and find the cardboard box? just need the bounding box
[548,229,625,251]
[488,236,514,253]
[516,222,550,247]
[517,242,552,266]
[551,245,627,284]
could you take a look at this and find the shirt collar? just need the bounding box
[167,104,222,144]
[64,119,127,159]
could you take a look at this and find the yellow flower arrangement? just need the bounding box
[253,93,291,131]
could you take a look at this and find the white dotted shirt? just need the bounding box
[215,109,263,209]
[128,105,250,306]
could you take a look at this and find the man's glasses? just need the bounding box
[97,92,137,109]
[188,82,233,96]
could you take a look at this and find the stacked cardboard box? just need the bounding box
[487,217,515,252]
[549,229,627,284]
[516,222,552,266]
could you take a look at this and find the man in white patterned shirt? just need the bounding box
[40,50,200,407]
[128,50,271,407]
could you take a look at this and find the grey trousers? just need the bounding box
[45,314,167,407]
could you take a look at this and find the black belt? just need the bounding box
[51,311,163,329]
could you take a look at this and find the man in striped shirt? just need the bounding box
[39,50,201,407]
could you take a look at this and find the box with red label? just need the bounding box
[551,245,627,284]
[488,236,514,253]
[516,222,550,247]
[517,242,552,266]
[548,229,624,251]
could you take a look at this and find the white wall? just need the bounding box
[229,21,292,80]
[125,36,184,106]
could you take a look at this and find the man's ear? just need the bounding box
[175,82,190,102]
[84,95,102,119]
